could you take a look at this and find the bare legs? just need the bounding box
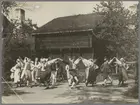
[103,75,113,86]
[70,76,79,89]
[51,71,57,87]
[85,68,89,86]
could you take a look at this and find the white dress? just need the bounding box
[13,63,22,83]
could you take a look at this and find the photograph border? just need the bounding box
[0,0,139,105]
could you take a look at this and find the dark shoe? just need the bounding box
[85,82,88,87]
[45,86,50,89]
[69,84,72,86]
[76,81,79,85]
[110,81,113,85]
[102,83,106,86]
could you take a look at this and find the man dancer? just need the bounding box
[21,58,32,87]
[68,57,79,88]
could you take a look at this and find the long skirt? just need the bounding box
[122,68,128,80]
[87,69,98,84]
[39,70,51,85]
[32,67,40,81]
[101,63,111,80]
[118,68,128,82]
[14,69,21,83]
[69,69,78,77]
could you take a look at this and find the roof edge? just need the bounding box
[32,29,93,36]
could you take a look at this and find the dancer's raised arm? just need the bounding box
[82,58,93,67]
[47,58,61,65]
[74,57,81,65]
[18,57,25,66]
[21,62,27,79]
[108,57,116,64]
[114,57,122,65]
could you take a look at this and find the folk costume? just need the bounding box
[100,58,113,85]
[115,58,128,86]
[86,63,99,86]
[21,59,32,87]
[10,61,22,84]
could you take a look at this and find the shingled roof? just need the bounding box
[33,13,103,35]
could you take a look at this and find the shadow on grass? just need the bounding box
[2,89,34,96]
[72,98,138,104]
[54,82,135,104]
[44,86,58,90]
[123,84,138,99]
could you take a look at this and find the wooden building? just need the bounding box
[32,13,110,65]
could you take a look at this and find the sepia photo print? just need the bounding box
[1,0,139,104]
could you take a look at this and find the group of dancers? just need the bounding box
[10,56,129,89]
[10,57,63,88]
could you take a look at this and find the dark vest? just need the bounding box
[51,63,57,71]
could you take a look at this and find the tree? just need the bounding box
[1,1,39,80]
[93,0,138,60]
[1,1,17,16]
[3,18,38,80]
[3,17,38,80]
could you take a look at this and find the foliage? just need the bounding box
[93,0,138,60]
[1,1,38,80]
[1,1,17,16]
[3,18,38,80]
[124,84,138,99]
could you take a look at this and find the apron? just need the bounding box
[14,64,22,83]
[87,64,99,84]
[101,62,111,79]
[23,63,32,81]
[118,65,128,81]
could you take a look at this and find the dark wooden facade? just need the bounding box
[34,30,108,65]
[35,31,93,56]
[35,32,92,49]
[33,13,110,65]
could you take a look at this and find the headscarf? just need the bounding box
[120,58,125,63]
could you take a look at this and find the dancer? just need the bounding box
[10,59,22,87]
[86,59,99,86]
[100,57,114,86]
[21,58,32,87]
[68,57,80,88]
[114,57,129,86]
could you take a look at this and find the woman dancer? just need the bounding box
[10,59,22,87]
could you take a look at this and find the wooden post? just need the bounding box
[61,48,64,58]
[60,48,61,57]
[92,47,94,59]
[70,48,72,58]
[50,49,52,58]
[91,33,94,59]
[116,52,119,58]
[80,48,82,57]
[116,65,118,74]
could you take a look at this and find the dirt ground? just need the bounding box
[2,79,138,104]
